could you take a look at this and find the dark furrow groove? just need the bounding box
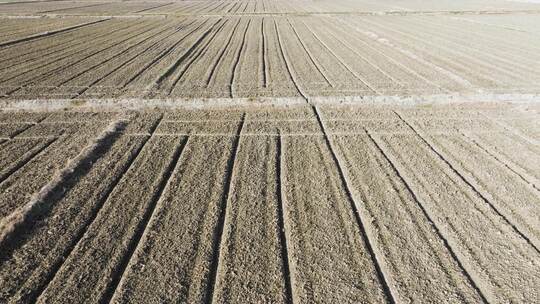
[37,3,107,14]
[75,25,182,97]
[286,18,333,87]
[230,19,251,98]
[7,123,36,139]
[394,111,540,254]
[273,19,308,102]
[261,17,268,87]
[461,132,540,193]
[120,18,202,88]
[152,18,223,90]
[28,116,163,303]
[132,2,172,14]
[300,19,379,94]
[0,137,58,186]
[313,106,396,304]
[276,132,295,304]
[0,19,109,49]
[205,18,243,87]
[3,20,156,96]
[365,130,490,304]
[100,134,189,304]
[168,19,229,95]
[206,113,245,304]
[58,23,169,88]
[0,20,140,68]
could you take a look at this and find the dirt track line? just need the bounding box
[101,135,188,304]
[152,18,224,92]
[76,24,181,97]
[29,116,162,303]
[299,19,380,94]
[461,131,540,192]
[168,19,230,95]
[395,111,540,254]
[121,18,202,88]
[277,131,295,304]
[286,18,333,88]
[313,106,396,304]
[0,18,108,48]
[2,19,155,95]
[207,113,245,304]
[205,18,242,87]
[230,19,251,98]
[260,18,268,87]
[0,119,123,248]
[273,19,308,102]
[365,130,490,304]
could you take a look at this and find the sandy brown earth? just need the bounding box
[1,0,540,100]
[1,0,540,303]
[0,103,538,304]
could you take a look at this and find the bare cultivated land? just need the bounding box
[1,0,540,303]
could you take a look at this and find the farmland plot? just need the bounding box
[1,0,540,303]
[2,3,540,101]
[0,102,538,303]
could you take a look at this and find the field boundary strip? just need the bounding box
[0,93,539,111]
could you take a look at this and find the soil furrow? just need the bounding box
[286,18,333,88]
[152,18,223,91]
[374,130,540,303]
[261,17,268,87]
[0,19,137,68]
[313,106,396,303]
[119,18,203,89]
[102,135,188,303]
[0,121,112,221]
[0,137,57,185]
[230,19,251,98]
[276,132,294,304]
[205,18,243,87]
[0,133,149,303]
[0,18,109,48]
[395,111,540,253]
[207,113,245,303]
[167,18,232,96]
[35,134,186,303]
[363,131,488,303]
[299,18,379,94]
[462,132,539,192]
[272,19,308,101]
[11,19,163,93]
[0,119,124,247]
[77,24,182,97]
[108,136,240,303]
[1,19,156,93]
